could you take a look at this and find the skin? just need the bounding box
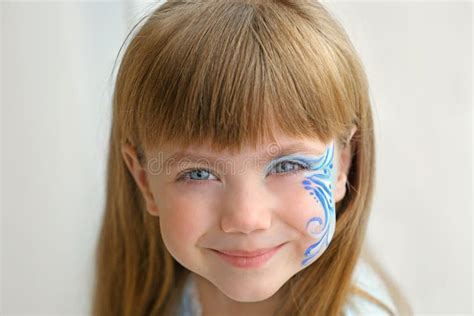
[122,128,356,316]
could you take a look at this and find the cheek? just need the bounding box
[270,176,329,234]
[274,181,325,232]
[154,186,215,266]
[271,173,336,267]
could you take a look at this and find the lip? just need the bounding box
[211,243,286,268]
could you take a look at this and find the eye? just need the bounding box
[177,168,218,184]
[268,160,310,176]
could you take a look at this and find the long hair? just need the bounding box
[92,1,411,315]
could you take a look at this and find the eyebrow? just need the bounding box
[162,142,325,167]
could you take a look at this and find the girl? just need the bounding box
[92,0,411,315]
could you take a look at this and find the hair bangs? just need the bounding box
[119,1,357,155]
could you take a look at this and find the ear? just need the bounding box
[121,142,160,216]
[334,126,357,203]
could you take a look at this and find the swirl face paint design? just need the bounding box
[299,141,336,267]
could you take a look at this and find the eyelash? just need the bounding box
[176,160,310,185]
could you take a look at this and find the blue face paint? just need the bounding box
[299,141,336,267]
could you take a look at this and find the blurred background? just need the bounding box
[1,0,472,315]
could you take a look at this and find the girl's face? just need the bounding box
[122,131,353,302]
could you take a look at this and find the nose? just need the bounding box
[220,178,274,234]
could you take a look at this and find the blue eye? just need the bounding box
[177,168,217,183]
[268,160,310,176]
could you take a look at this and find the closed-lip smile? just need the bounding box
[215,245,282,257]
[210,243,286,268]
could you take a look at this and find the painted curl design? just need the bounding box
[300,141,336,267]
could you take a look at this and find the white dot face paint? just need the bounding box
[290,141,337,267]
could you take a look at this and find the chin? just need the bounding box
[216,278,283,302]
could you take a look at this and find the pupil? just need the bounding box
[193,170,207,179]
[281,162,293,172]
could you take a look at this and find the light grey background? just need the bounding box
[1,1,472,315]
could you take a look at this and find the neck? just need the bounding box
[193,273,284,316]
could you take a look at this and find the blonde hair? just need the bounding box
[92,0,411,315]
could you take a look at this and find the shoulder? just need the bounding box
[343,257,396,316]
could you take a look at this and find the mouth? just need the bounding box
[210,243,286,269]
